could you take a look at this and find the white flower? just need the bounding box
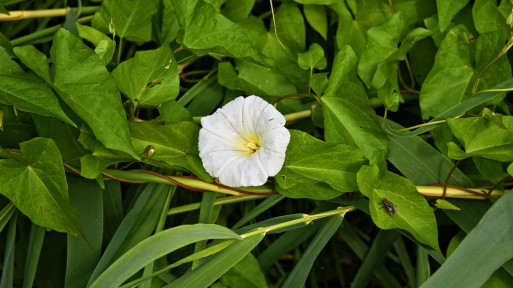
[198,95,290,187]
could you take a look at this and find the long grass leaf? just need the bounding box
[89,224,240,288]
[22,224,45,288]
[167,233,264,288]
[350,229,400,288]
[282,214,344,288]
[0,213,17,288]
[65,176,103,288]
[421,190,513,287]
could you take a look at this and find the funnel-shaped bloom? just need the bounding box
[199,96,290,187]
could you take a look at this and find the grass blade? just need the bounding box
[22,224,45,288]
[231,194,284,230]
[89,224,241,288]
[167,233,265,288]
[350,229,400,288]
[421,190,513,287]
[65,176,103,288]
[0,213,17,288]
[282,214,344,288]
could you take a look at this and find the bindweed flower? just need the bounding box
[199,96,290,187]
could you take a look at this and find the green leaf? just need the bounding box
[158,101,193,124]
[172,0,264,63]
[76,23,116,65]
[419,25,474,119]
[437,0,470,31]
[294,0,336,4]
[220,253,268,288]
[297,43,327,70]
[0,50,74,125]
[169,234,264,288]
[0,138,81,235]
[357,160,440,251]
[221,0,255,21]
[275,130,367,196]
[51,28,138,159]
[508,163,513,176]
[473,0,508,34]
[79,128,131,179]
[421,191,513,288]
[91,0,158,42]
[322,46,389,159]
[310,72,328,96]
[446,116,513,161]
[435,199,461,211]
[13,45,52,84]
[218,61,297,96]
[158,0,180,44]
[385,78,513,137]
[331,0,391,57]
[303,5,328,40]
[32,114,85,163]
[128,121,212,181]
[282,215,344,288]
[358,12,431,90]
[112,46,179,105]
[89,224,241,288]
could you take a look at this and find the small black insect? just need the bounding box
[381,198,398,216]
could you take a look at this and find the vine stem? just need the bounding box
[193,108,313,125]
[417,185,503,199]
[0,6,98,21]
[471,38,513,95]
[11,15,93,46]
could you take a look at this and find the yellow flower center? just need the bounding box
[246,142,260,152]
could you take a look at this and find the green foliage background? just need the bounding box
[1,0,513,287]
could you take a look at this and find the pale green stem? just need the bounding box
[240,206,356,238]
[0,6,98,21]
[193,108,313,125]
[417,186,503,199]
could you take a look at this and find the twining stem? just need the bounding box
[10,15,93,46]
[474,87,513,95]
[269,0,285,49]
[192,107,313,125]
[471,37,513,95]
[442,159,462,199]
[394,119,448,132]
[103,169,275,196]
[0,6,98,21]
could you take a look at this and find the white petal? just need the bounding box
[257,147,286,176]
[200,150,243,178]
[242,96,272,135]
[218,154,268,187]
[255,101,287,134]
[261,127,290,153]
[217,96,245,136]
[199,129,233,154]
[240,153,268,186]
[200,103,247,149]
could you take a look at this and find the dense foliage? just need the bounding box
[1,0,513,287]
